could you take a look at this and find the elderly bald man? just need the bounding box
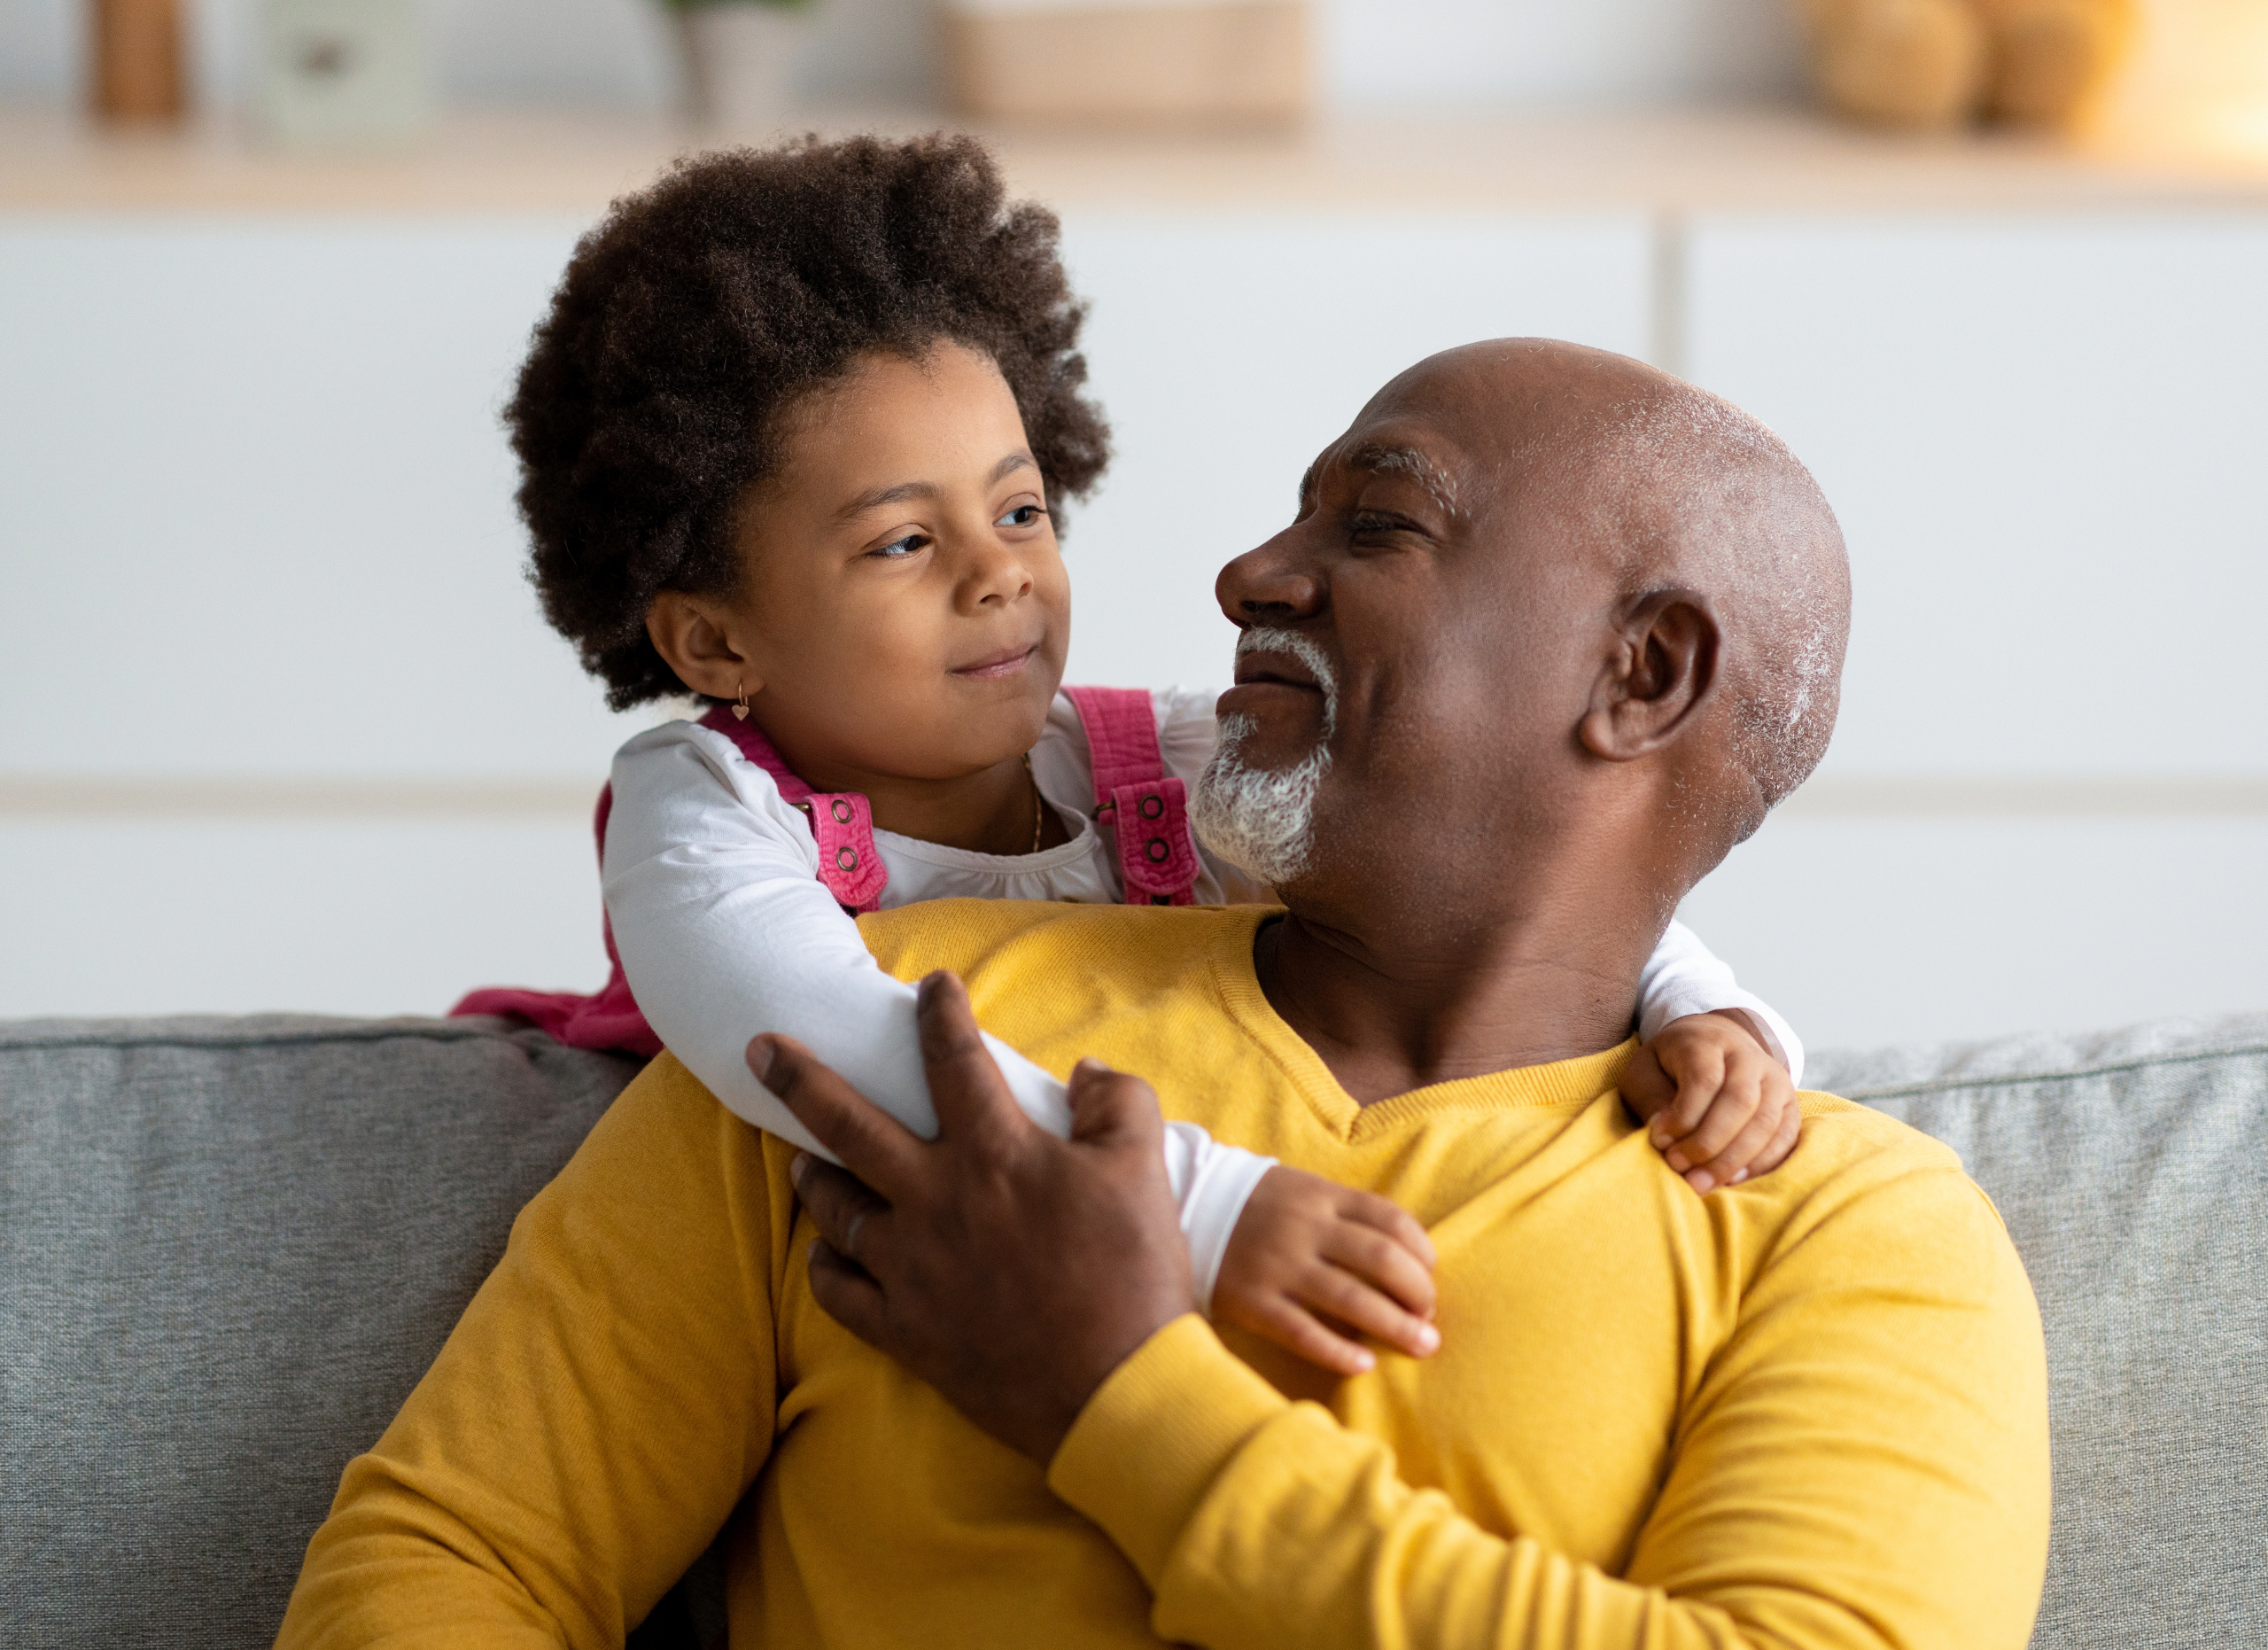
[282,343,2050,1650]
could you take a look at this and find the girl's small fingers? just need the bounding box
[1662,1078,1761,1175]
[1250,1298,1377,1378]
[1296,1265,1441,1358]
[1756,1100,1804,1176]
[1336,1191,1438,1270]
[1664,1046,1730,1135]
[1320,1224,1438,1319]
[1685,1095,1786,1194]
[1619,1047,1677,1125]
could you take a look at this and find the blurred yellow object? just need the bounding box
[1980,0,2145,124]
[1805,0,1989,128]
[90,0,187,123]
[941,1,1312,128]
[1798,0,2142,130]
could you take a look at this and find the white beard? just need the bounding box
[1191,629,1337,886]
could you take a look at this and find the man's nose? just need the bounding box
[1216,533,1324,627]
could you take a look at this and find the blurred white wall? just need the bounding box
[0,0,1804,111]
[3,202,2263,1044]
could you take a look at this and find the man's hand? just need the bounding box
[753,970,1194,1463]
[1619,1009,1801,1194]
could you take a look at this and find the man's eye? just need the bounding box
[996,503,1048,529]
[867,534,928,560]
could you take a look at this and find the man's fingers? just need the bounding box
[806,1239,891,1345]
[792,1154,896,1272]
[1066,1057,1166,1151]
[913,972,1028,1140]
[1320,1221,1438,1321]
[753,1034,926,1198]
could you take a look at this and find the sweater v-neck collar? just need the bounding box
[1203,909,1635,1141]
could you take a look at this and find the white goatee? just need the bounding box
[1191,628,1338,886]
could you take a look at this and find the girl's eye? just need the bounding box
[866,533,928,561]
[996,503,1048,529]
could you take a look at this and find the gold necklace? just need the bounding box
[1025,754,1045,853]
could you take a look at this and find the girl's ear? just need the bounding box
[647,593,763,701]
[1577,588,1720,763]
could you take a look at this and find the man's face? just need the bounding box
[1197,350,1613,897]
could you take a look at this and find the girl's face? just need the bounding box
[652,341,1073,790]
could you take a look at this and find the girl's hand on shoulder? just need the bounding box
[1214,1166,1440,1377]
[1620,1010,1801,1195]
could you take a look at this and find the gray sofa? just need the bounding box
[4,1011,2264,1647]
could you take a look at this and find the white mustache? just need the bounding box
[1233,627,1339,735]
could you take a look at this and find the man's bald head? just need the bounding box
[1206,339,1851,929]
[1373,340,1850,824]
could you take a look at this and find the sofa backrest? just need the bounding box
[0,1016,642,1647]
[1812,1013,2268,1650]
[4,1010,2264,1648]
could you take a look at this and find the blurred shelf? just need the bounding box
[4,100,2267,216]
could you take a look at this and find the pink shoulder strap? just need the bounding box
[695,705,888,913]
[1063,686,1200,907]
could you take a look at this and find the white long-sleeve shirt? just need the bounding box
[602,687,1803,1308]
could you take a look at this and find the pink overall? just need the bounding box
[450,689,1201,1057]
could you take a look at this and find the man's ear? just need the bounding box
[647,592,762,702]
[1578,588,1720,762]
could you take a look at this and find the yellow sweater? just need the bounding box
[278,901,2050,1649]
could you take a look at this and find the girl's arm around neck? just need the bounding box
[603,720,1270,1305]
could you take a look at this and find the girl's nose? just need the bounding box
[961,535,1035,610]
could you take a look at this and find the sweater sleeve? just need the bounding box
[603,721,1270,1308]
[1048,1162,2049,1650]
[1636,919,1806,1086]
[275,1060,788,1648]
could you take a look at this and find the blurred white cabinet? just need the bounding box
[1683,212,2268,781]
[0,207,1652,1015]
[0,218,640,782]
[1059,211,1653,689]
[1676,212,2268,1047]
[3,198,2263,1037]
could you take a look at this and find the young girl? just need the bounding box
[460,134,1804,1378]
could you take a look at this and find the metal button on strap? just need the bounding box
[1144,837,1169,863]
[835,846,858,872]
[1138,795,1164,820]
[830,798,853,823]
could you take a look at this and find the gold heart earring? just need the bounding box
[732,682,750,721]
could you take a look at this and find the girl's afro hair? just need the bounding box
[508,132,1112,709]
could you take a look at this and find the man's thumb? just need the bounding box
[1066,1058,1162,1148]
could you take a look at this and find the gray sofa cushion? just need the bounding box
[1813,1012,2268,1650]
[3,1009,2263,1647]
[0,1016,641,1649]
